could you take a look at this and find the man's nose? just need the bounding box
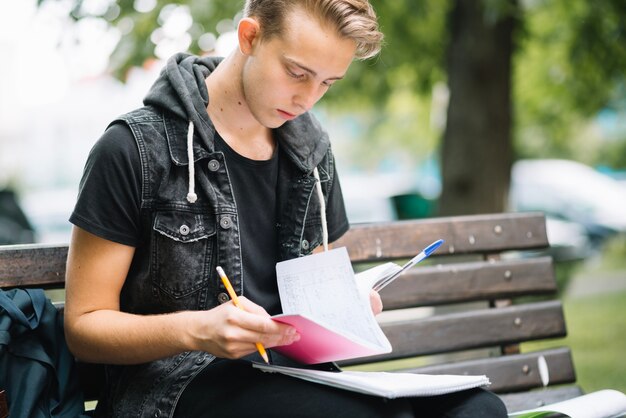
[295,82,323,111]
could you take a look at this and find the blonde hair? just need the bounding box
[243,0,383,60]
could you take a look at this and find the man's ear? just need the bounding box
[238,17,261,55]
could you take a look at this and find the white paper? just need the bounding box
[508,390,626,418]
[254,363,490,399]
[275,247,389,348]
[355,262,402,297]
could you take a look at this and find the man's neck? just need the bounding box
[205,53,275,160]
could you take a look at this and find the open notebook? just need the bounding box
[270,242,442,364]
[253,363,490,399]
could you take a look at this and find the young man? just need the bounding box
[65,0,508,416]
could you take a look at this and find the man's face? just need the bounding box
[241,7,357,128]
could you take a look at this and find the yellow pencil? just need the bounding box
[216,266,270,364]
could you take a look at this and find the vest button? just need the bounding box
[179,224,190,235]
[220,216,232,229]
[217,292,230,304]
[301,239,310,250]
[208,159,220,171]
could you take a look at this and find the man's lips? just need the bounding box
[277,109,297,120]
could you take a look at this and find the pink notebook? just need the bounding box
[271,314,390,364]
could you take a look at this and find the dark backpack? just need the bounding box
[0,288,87,418]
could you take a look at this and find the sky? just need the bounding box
[0,1,243,193]
[0,1,120,183]
[0,0,158,242]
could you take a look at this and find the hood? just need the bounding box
[144,53,219,149]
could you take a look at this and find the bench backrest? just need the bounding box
[0,212,578,410]
[333,212,579,409]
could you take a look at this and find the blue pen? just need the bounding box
[373,239,445,292]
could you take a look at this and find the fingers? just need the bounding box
[220,317,298,351]
[227,303,299,345]
[235,297,300,345]
[369,289,383,315]
[197,301,299,359]
[238,296,271,318]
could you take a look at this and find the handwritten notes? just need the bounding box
[272,247,391,363]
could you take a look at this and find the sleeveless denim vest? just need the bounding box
[94,106,340,418]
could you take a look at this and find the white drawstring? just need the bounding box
[186,121,198,203]
[313,167,328,252]
[184,120,326,250]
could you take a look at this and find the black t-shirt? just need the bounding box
[70,123,142,247]
[213,133,281,314]
[70,122,348,315]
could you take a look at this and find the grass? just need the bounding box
[523,235,626,394]
[522,290,626,393]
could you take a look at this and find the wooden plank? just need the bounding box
[335,212,548,262]
[0,390,8,418]
[380,257,556,309]
[400,347,576,393]
[342,301,566,365]
[500,386,584,413]
[0,244,68,288]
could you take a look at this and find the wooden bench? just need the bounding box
[0,211,581,413]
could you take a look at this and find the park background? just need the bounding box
[0,0,624,396]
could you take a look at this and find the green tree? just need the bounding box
[514,0,626,166]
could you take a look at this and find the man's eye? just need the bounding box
[288,69,305,80]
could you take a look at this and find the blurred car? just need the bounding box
[510,159,626,246]
[543,216,593,261]
[340,172,416,224]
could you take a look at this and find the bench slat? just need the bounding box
[500,386,584,413]
[401,347,576,393]
[381,257,556,308]
[342,300,566,364]
[335,212,548,262]
[384,300,566,359]
[0,244,68,288]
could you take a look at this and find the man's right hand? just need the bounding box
[185,297,300,360]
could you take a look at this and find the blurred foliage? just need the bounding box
[514,0,626,168]
[318,0,450,168]
[327,0,450,104]
[592,234,626,272]
[56,0,245,77]
[38,0,626,169]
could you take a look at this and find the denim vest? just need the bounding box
[94,106,338,418]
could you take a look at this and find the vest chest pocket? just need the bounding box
[301,216,323,255]
[152,211,216,301]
